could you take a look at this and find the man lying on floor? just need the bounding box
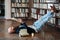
[8,5,59,37]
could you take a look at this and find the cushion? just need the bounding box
[19,29,29,37]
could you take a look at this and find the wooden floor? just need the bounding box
[0,19,60,40]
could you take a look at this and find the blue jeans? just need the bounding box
[33,11,53,31]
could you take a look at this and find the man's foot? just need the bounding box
[50,5,59,13]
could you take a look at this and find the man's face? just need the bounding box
[18,19,23,23]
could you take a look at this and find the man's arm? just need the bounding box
[11,18,20,22]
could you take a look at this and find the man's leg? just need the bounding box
[33,11,53,31]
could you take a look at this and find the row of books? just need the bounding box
[31,13,37,19]
[56,12,60,17]
[11,8,28,13]
[11,8,28,17]
[31,8,45,14]
[11,12,28,17]
[11,0,59,3]
[11,3,29,7]
[58,19,60,25]
[48,18,60,25]
[48,18,56,24]
[11,0,29,3]
[12,8,45,18]
[33,3,59,9]
[31,8,56,16]
[59,4,60,9]
[31,13,42,19]
[34,0,58,3]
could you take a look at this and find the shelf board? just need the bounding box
[12,7,29,8]
[47,22,55,26]
[56,17,60,19]
[32,7,60,10]
[12,2,29,4]
[32,13,45,16]
[33,2,59,4]
[32,7,49,10]
[52,16,60,19]
[20,2,29,4]
[14,17,37,20]
[38,14,45,15]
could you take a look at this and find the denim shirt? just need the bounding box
[15,23,28,33]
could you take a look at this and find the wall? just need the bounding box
[5,0,11,19]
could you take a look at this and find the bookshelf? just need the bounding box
[11,0,30,18]
[31,0,60,28]
[11,0,60,28]
[0,0,5,16]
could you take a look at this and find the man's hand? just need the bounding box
[11,18,21,23]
